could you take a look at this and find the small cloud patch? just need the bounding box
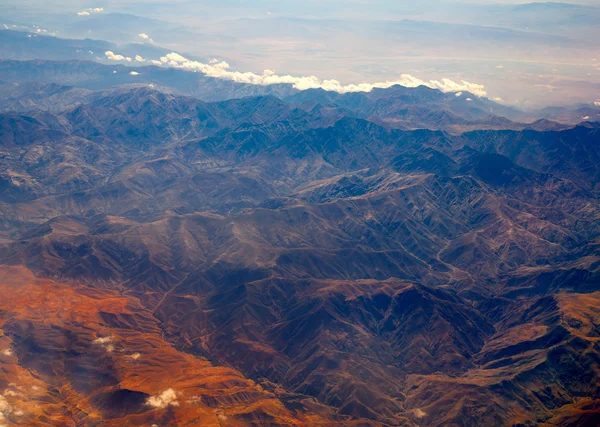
[93,336,115,352]
[146,389,179,409]
[105,51,131,62]
[414,408,426,418]
[77,7,103,16]
[138,33,154,43]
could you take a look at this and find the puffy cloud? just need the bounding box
[138,33,154,43]
[105,51,125,61]
[149,60,163,66]
[146,389,179,409]
[135,55,145,62]
[156,52,488,96]
[93,336,114,352]
[105,51,131,62]
[455,92,463,97]
[77,7,103,16]
[130,71,140,76]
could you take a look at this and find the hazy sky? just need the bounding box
[1,0,599,107]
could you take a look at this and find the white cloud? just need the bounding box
[149,60,163,66]
[146,389,179,409]
[77,7,103,16]
[455,92,463,97]
[466,98,473,101]
[135,55,145,62]
[595,101,600,107]
[583,116,590,120]
[155,52,488,96]
[130,71,140,76]
[138,33,154,43]
[105,51,131,62]
[491,97,503,102]
[93,336,114,352]
[105,51,126,61]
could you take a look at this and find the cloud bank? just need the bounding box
[146,389,179,409]
[104,50,488,97]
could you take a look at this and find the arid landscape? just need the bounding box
[1,3,600,425]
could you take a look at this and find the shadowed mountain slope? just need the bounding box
[0,82,599,426]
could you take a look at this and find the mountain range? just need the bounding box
[0,56,600,426]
